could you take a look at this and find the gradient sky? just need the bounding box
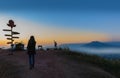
[0,0,120,47]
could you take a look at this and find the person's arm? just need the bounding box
[27,40,30,54]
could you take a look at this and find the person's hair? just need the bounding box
[30,36,35,42]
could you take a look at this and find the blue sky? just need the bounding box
[0,0,120,11]
[0,0,120,46]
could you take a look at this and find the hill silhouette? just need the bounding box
[61,41,120,49]
[82,41,112,48]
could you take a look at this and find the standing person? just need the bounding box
[27,36,36,69]
[54,40,57,48]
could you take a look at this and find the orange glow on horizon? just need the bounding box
[0,33,109,47]
[0,15,110,47]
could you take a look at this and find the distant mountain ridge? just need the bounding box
[61,41,120,48]
[105,41,120,46]
[82,41,113,48]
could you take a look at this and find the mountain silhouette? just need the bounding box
[61,41,120,48]
[82,41,113,48]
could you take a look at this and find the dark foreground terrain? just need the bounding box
[0,50,117,78]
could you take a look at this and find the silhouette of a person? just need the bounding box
[27,36,36,69]
[54,40,57,48]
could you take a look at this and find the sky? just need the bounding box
[0,0,120,47]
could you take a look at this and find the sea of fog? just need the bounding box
[61,45,120,59]
[2,44,120,59]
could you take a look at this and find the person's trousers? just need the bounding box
[29,54,35,67]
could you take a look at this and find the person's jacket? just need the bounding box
[27,39,36,54]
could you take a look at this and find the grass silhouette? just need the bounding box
[57,49,120,78]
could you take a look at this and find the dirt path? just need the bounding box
[0,50,116,78]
